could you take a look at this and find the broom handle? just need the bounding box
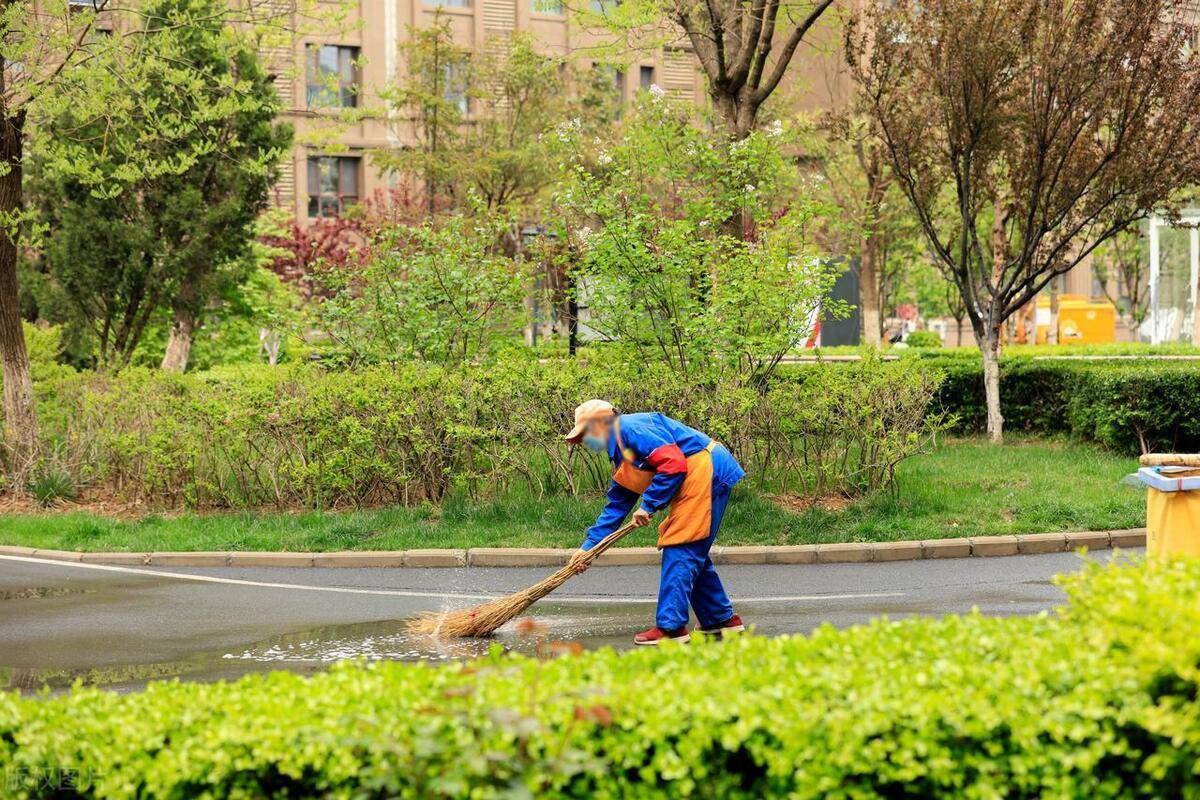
[578,519,642,567]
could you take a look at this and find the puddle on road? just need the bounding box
[3,604,649,693]
[2,588,1066,693]
[0,586,92,601]
[224,608,640,665]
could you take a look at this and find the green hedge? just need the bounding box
[9,355,946,509]
[1,559,1197,798]
[931,357,1200,454]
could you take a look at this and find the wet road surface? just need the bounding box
[0,549,1135,691]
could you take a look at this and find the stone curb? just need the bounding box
[0,529,1146,569]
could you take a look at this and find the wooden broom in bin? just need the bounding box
[407,520,640,638]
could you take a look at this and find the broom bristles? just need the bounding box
[408,520,640,638]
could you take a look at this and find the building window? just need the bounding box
[427,0,470,8]
[590,0,618,11]
[442,62,469,115]
[306,45,359,108]
[307,156,360,218]
[639,65,655,88]
[531,0,563,14]
[596,65,624,95]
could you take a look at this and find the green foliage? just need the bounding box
[376,23,607,214]
[18,323,74,385]
[929,356,1200,454]
[1066,364,1200,455]
[555,95,843,381]
[758,356,950,495]
[131,266,304,370]
[904,330,943,348]
[20,355,944,510]
[2,559,1198,797]
[460,34,607,212]
[376,15,473,208]
[23,462,77,507]
[23,0,292,369]
[307,216,527,365]
[0,436,1147,551]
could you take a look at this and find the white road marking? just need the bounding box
[0,553,905,605]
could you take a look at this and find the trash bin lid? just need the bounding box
[1137,466,1200,492]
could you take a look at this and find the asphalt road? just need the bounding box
[0,549,1136,691]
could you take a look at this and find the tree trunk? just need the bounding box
[859,241,882,346]
[0,109,37,471]
[258,327,281,365]
[980,326,1004,443]
[1193,265,1200,346]
[1047,284,1060,345]
[955,319,965,347]
[160,305,195,372]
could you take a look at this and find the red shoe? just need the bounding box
[633,626,691,646]
[699,615,746,635]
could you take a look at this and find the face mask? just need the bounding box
[583,433,607,453]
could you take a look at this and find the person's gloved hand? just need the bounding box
[631,507,653,527]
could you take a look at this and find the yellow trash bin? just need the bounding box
[1138,454,1200,559]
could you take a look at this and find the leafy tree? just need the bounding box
[1093,228,1151,329]
[306,215,526,364]
[132,264,303,369]
[376,14,472,215]
[554,93,841,382]
[0,0,319,469]
[377,24,609,218]
[460,34,583,213]
[801,112,921,346]
[27,0,291,372]
[258,207,365,298]
[583,0,834,139]
[853,0,1200,441]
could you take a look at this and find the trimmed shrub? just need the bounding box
[12,354,946,510]
[929,356,1200,454]
[904,329,942,348]
[1,559,1197,798]
[1066,362,1200,454]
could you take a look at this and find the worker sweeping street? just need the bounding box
[565,400,746,645]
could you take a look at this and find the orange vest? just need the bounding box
[612,419,717,548]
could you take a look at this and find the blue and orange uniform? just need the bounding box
[581,412,746,631]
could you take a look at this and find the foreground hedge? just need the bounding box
[2,559,1198,798]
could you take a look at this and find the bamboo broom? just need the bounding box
[1140,453,1200,467]
[407,520,642,637]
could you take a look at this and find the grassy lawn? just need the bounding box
[0,437,1144,552]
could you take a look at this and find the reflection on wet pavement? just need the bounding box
[1,550,1127,693]
[2,603,656,692]
[0,586,91,601]
[222,605,646,666]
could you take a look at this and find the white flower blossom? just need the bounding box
[576,226,593,244]
[744,184,757,193]
[597,151,613,166]
[553,118,583,144]
[648,84,666,100]
[767,119,783,137]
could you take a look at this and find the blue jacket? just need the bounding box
[581,413,745,550]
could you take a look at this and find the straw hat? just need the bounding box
[564,399,615,443]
